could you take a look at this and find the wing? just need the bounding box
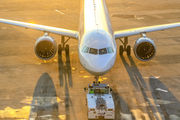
[0,18,78,39]
[114,22,180,39]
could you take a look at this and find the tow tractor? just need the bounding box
[85,81,115,119]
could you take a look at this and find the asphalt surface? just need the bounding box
[0,0,180,120]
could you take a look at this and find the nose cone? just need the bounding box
[85,54,115,76]
[89,61,110,76]
[89,56,110,71]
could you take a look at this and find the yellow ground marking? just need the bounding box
[83,76,90,78]
[59,115,66,120]
[72,67,76,70]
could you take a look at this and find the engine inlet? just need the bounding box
[36,41,55,58]
[133,37,156,61]
[35,35,57,60]
[136,42,155,60]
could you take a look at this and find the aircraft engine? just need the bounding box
[34,35,57,60]
[133,37,156,61]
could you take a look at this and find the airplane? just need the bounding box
[0,0,180,79]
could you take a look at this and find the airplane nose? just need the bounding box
[80,52,116,76]
[89,55,114,73]
[90,59,108,70]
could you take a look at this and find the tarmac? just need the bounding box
[0,0,180,120]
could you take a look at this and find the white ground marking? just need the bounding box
[55,9,64,14]
[1,27,7,29]
[146,98,175,105]
[120,113,132,120]
[136,17,145,20]
[134,15,145,20]
[156,88,168,92]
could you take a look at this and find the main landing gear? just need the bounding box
[119,37,131,56]
[58,36,70,55]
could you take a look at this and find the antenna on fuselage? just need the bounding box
[93,0,98,34]
[96,24,98,34]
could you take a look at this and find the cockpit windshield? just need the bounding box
[107,47,114,53]
[82,46,89,53]
[99,48,107,55]
[82,46,114,54]
[89,48,98,55]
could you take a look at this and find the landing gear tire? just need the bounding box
[127,45,131,56]
[65,44,69,55]
[119,45,123,55]
[58,44,62,55]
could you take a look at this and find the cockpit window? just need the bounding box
[89,48,98,55]
[83,47,113,55]
[99,48,107,55]
[107,47,114,53]
[82,46,89,53]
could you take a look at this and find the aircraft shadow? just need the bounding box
[120,56,148,90]
[112,85,132,120]
[120,55,180,120]
[29,73,59,120]
[58,52,73,87]
[120,56,153,120]
[149,77,180,119]
[58,52,76,120]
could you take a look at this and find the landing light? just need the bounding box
[105,85,109,88]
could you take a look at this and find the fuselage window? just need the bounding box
[82,46,89,53]
[99,48,107,55]
[107,47,114,53]
[89,48,98,55]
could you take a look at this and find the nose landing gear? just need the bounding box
[93,76,100,84]
[58,36,70,55]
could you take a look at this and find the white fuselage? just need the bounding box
[78,0,117,76]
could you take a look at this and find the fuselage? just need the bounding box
[78,0,117,76]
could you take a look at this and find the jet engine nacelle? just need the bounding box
[133,37,156,61]
[34,35,57,60]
